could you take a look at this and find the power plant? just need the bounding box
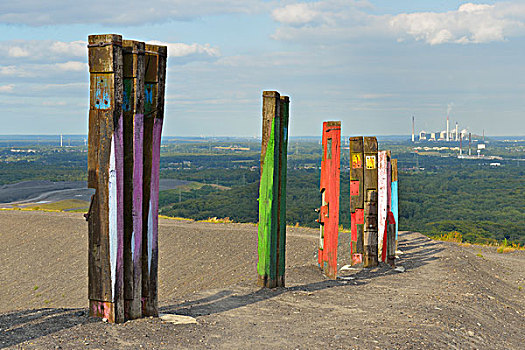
[411,115,477,143]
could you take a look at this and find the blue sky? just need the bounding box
[0,0,523,137]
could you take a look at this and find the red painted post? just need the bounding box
[317,121,341,279]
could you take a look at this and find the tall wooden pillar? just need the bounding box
[377,150,388,262]
[349,137,364,265]
[391,159,399,250]
[381,151,392,263]
[87,34,125,323]
[122,40,145,320]
[257,91,289,288]
[317,121,341,279]
[363,137,378,268]
[142,44,167,316]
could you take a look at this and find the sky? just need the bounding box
[0,0,524,137]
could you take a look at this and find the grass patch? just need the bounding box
[432,231,463,243]
[496,238,524,253]
[198,217,234,224]
[25,199,89,211]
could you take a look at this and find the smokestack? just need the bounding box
[446,115,450,142]
[468,132,472,156]
[60,134,63,147]
[455,122,458,141]
[459,136,462,156]
[412,116,415,142]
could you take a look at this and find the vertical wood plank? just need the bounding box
[142,44,167,316]
[349,136,364,265]
[318,121,341,279]
[377,150,388,262]
[122,39,145,320]
[363,137,378,268]
[87,34,125,323]
[391,159,399,250]
[257,91,281,288]
[276,96,290,287]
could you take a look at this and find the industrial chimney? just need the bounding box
[412,116,415,142]
[446,115,450,142]
[455,122,458,141]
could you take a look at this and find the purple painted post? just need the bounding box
[122,39,145,320]
[141,43,167,317]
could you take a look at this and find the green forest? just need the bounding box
[0,139,523,245]
[160,165,524,245]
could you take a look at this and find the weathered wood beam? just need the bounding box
[142,43,167,316]
[363,137,378,268]
[122,39,145,320]
[377,150,388,262]
[257,91,289,288]
[87,34,125,323]
[391,158,399,251]
[349,136,364,265]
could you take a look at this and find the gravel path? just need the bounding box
[0,210,523,349]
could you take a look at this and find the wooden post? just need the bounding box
[87,34,125,323]
[257,91,289,288]
[122,40,145,320]
[391,159,399,250]
[363,137,378,268]
[349,137,364,265]
[142,43,167,316]
[381,151,392,263]
[317,121,341,279]
[386,212,396,267]
[377,150,388,262]
[277,96,290,286]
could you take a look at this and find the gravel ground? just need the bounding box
[0,210,524,349]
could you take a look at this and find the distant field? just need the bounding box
[0,179,195,212]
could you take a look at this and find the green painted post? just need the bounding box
[257,91,289,288]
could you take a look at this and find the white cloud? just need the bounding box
[271,1,525,45]
[272,3,320,25]
[50,41,87,58]
[55,61,87,71]
[0,40,87,64]
[8,47,30,58]
[0,65,29,77]
[0,84,14,92]
[148,41,220,58]
[389,2,525,45]
[0,0,271,26]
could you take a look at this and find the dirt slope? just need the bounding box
[0,210,523,349]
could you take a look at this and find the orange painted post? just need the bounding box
[317,121,341,279]
[349,137,364,265]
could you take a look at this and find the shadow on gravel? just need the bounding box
[0,308,92,349]
[161,279,343,318]
[162,232,445,319]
